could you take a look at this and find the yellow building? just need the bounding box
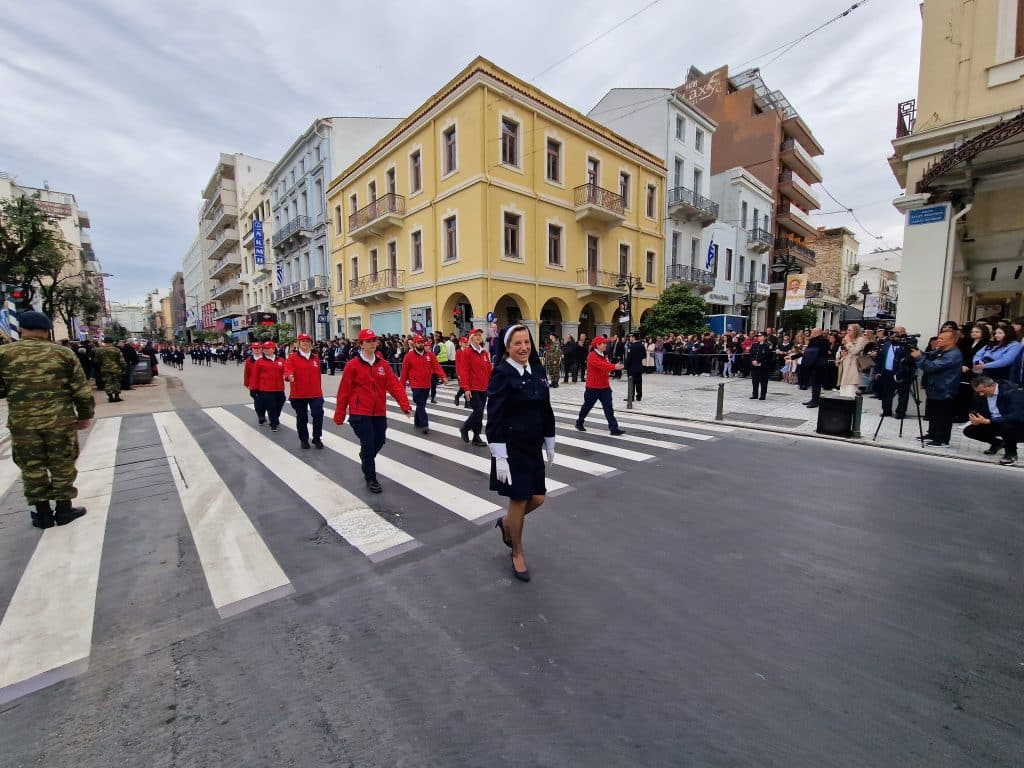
[890,0,1024,335]
[327,57,666,343]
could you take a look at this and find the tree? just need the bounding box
[0,194,71,286]
[106,321,129,342]
[639,284,709,337]
[260,321,294,346]
[780,306,818,334]
[50,282,102,339]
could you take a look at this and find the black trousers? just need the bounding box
[627,372,643,401]
[252,389,263,422]
[563,359,576,383]
[463,391,487,437]
[876,371,912,417]
[348,415,387,480]
[963,421,1024,455]
[256,391,286,427]
[751,365,770,398]
[412,388,430,427]
[430,374,439,402]
[577,387,620,432]
[290,396,324,442]
[927,397,955,443]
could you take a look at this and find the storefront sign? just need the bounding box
[908,206,946,226]
[33,200,73,217]
[706,293,732,304]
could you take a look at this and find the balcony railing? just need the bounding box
[208,253,241,278]
[210,278,243,299]
[665,264,715,289]
[780,138,823,184]
[747,227,773,252]
[207,226,240,258]
[775,237,816,264]
[896,99,916,138]
[573,183,626,224]
[575,268,629,290]
[348,193,406,236]
[273,215,313,250]
[271,274,330,303]
[776,201,817,239]
[666,186,719,223]
[349,269,406,298]
[778,169,820,211]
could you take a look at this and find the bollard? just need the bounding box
[851,393,863,439]
[715,382,725,421]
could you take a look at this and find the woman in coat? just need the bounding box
[836,324,867,396]
[487,325,556,583]
[973,325,1022,381]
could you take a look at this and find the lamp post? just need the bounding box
[185,293,201,343]
[615,272,644,410]
[771,252,799,336]
[859,281,872,326]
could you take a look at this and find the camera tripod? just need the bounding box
[872,369,926,442]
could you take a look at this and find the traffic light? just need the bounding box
[453,308,461,323]
[10,284,33,312]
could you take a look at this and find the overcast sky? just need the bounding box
[1,0,921,303]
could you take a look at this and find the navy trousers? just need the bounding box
[256,391,286,427]
[577,387,619,432]
[412,388,430,427]
[463,391,486,437]
[348,415,388,480]
[290,396,324,442]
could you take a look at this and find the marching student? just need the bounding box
[574,336,626,435]
[243,342,264,425]
[458,326,492,446]
[486,324,557,583]
[400,334,447,434]
[254,341,286,432]
[284,333,325,449]
[333,328,412,494]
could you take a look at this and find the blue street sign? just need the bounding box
[486,311,496,323]
[253,220,265,264]
[908,206,946,226]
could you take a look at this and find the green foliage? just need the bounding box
[106,321,129,342]
[192,329,222,344]
[639,284,709,337]
[259,322,294,346]
[49,282,101,339]
[0,195,71,286]
[780,306,818,334]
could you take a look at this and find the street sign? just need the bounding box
[908,206,946,226]
[317,313,327,323]
[486,311,495,323]
[253,220,265,264]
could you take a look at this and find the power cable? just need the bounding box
[737,1,872,69]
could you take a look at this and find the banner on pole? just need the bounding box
[783,274,808,311]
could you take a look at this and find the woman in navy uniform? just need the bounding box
[486,325,556,582]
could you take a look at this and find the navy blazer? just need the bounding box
[973,382,1024,424]
[624,341,646,375]
[485,361,556,447]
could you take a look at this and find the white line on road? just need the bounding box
[0,417,121,705]
[204,407,417,562]
[154,412,294,619]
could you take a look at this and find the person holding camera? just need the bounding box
[875,326,915,418]
[910,329,962,447]
[964,376,1024,465]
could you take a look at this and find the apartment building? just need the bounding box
[678,65,825,323]
[237,182,275,341]
[201,153,274,334]
[327,57,665,343]
[267,117,401,341]
[805,226,861,328]
[890,0,1024,334]
[587,88,719,296]
[181,234,206,338]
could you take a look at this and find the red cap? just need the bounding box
[412,335,425,343]
[459,337,468,344]
[467,327,483,336]
[591,336,608,348]
[296,333,312,342]
[262,341,277,350]
[358,328,377,342]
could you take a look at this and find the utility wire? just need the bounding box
[737,0,872,69]
[531,0,666,81]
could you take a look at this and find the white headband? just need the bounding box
[504,325,527,350]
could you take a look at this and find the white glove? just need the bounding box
[494,457,512,485]
[544,436,556,467]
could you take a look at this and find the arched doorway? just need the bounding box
[442,293,474,337]
[494,294,524,327]
[639,308,654,335]
[578,301,603,341]
[539,298,567,342]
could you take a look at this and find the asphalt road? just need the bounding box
[0,362,1021,767]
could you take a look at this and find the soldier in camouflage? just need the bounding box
[544,333,562,388]
[0,312,94,529]
[94,336,126,402]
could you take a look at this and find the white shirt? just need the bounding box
[988,385,1002,421]
[298,350,312,360]
[507,358,531,376]
[359,351,376,365]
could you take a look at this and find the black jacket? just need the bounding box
[485,361,556,447]
[121,345,139,366]
[624,341,646,375]
[973,382,1024,424]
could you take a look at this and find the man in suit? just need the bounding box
[802,328,831,407]
[609,334,625,379]
[749,332,774,400]
[964,375,1024,465]
[874,326,913,417]
[623,332,646,402]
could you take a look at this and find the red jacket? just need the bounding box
[243,354,260,389]
[334,353,410,423]
[585,350,617,389]
[253,355,286,392]
[284,351,323,398]
[400,349,446,389]
[457,345,492,392]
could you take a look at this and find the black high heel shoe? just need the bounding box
[510,553,530,582]
[495,518,512,549]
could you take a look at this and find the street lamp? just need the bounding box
[859,281,872,325]
[615,272,644,410]
[771,252,799,336]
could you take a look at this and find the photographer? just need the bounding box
[875,326,916,418]
[964,376,1024,465]
[910,329,962,447]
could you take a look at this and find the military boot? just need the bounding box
[54,499,87,526]
[30,502,55,530]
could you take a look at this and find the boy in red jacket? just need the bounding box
[254,341,287,431]
[458,326,492,446]
[243,342,264,425]
[284,333,324,449]
[333,328,412,493]
[575,336,626,435]
[400,334,447,434]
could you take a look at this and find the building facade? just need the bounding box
[327,57,666,343]
[267,117,402,341]
[170,271,186,340]
[201,153,274,336]
[678,66,825,326]
[805,226,861,328]
[889,0,1024,335]
[181,234,205,338]
[855,248,901,322]
[108,301,147,334]
[587,88,719,296]
[237,183,275,342]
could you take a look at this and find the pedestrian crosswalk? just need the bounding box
[0,402,732,704]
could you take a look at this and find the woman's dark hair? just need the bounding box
[992,325,1018,347]
[969,323,991,344]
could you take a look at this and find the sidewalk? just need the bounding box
[545,370,1010,465]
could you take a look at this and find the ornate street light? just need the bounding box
[615,273,644,409]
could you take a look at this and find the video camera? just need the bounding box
[892,333,922,353]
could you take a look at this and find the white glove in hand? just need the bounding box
[494,457,512,485]
[544,436,556,467]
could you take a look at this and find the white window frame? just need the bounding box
[618,169,631,211]
[502,209,523,261]
[442,210,459,264]
[544,132,564,187]
[498,110,523,173]
[645,250,656,285]
[440,120,459,179]
[408,145,423,196]
[618,241,630,277]
[645,183,657,221]
[409,228,424,274]
[675,114,685,142]
[695,127,705,154]
[546,218,566,269]
[385,166,397,196]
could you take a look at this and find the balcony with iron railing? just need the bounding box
[207,226,240,259]
[349,269,406,303]
[213,301,244,320]
[573,183,626,225]
[895,99,916,139]
[776,200,817,240]
[210,277,243,300]
[575,268,629,295]
[747,227,772,253]
[271,273,330,303]
[779,138,823,184]
[208,252,241,279]
[348,193,406,241]
[775,237,817,266]
[666,186,719,225]
[664,264,715,291]
[272,215,314,251]
[778,169,820,212]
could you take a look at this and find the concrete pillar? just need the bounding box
[561,320,580,341]
[596,322,612,338]
[893,196,955,339]
[521,320,538,340]
[472,318,488,333]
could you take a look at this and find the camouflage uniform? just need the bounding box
[544,340,562,384]
[0,339,95,504]
[94,344,126,398]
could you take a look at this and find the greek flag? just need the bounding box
[705,239,716,271]
[0,299,19,341]
[276,261,284,285]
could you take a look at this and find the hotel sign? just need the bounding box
[34,200,73,217]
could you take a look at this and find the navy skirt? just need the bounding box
[490,440,546,500]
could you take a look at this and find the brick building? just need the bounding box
[805,226,859,329]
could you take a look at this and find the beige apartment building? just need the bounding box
[890,0,1024,335]
[237,183,276,340]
